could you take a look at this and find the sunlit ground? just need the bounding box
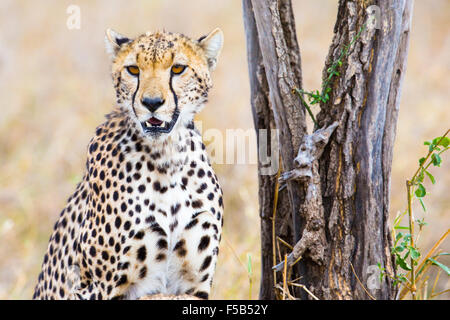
[0,0,448,299]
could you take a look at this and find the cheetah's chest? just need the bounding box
[119,158,222,298]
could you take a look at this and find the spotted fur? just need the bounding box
[33,28,224,300]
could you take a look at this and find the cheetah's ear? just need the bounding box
[198,28,224,71]
[105,29,132,60]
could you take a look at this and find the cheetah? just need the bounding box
[33,28,224,300]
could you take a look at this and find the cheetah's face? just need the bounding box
[105,29,223,138]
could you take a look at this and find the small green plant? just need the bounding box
[289,18,449,300]
[247,253,253,300]
[379,129,450,300]
[293,24,367,126]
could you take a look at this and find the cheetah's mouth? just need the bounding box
[140,109,180,135]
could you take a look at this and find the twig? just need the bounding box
[410,129,449,182]
[276,238,282,269]
[350,262,376,300]
[402,130,450,299]
[287,282,320,300]
[320,23,367,98]
[396,129,450,300]
[291,255,302,267]
[431,269,441,298]
[399,228,450,299]
[274,284,297,300]
[290,276,303,283]
[292,88,317,126]
[422,280,428,300]
[391,210,407,246]
[416,276,428,300]
[406,179,416,299]
[430,288,450,299]
[272,155,282,298]
[223,235,246,270]
[282,254,288,300]
[276,236,293,250]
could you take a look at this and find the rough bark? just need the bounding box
[243,0,307,299]
[244,0,413,300]
[250,0,308,246]
[274,122,339,271]
[243,0,290,300]
[311,0,413,300]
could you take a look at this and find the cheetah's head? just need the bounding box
[105,28,223,138]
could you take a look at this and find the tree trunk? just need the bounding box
[243,0,413,300]
[243,0,307,299]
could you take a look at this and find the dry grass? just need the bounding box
[0,0,448,300]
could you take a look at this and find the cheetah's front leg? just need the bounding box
[171,211,221,299]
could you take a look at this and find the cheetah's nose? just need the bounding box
[141,97,165,112]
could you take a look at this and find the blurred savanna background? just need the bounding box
[0,0,448,299]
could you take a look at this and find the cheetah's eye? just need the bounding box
[171,64,187,75]
[126,66,140,76]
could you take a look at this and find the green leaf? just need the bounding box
[432,252,450,258]
[440,137,450,147]
[393,214,404,227]
[409,247,421,261]
[431,153,442,167]
[433,136,450,148]
[395,245,405,253]
[394,226,409,230]
[415,184,426,198]
[247,254,252,276]
[402,233,412,242]
[419,157,426,166]
[396,256,412,271]
[427,258,450,276]
[403,249,410,260]
[418,198,426,212]
[416,218,428,228]
[416,254,450,277]
[425,170,436,184]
